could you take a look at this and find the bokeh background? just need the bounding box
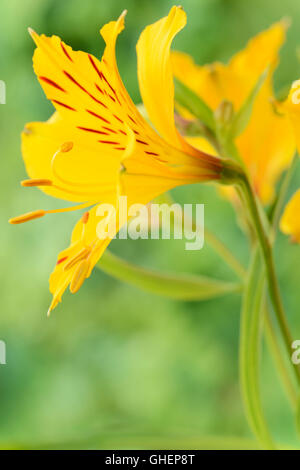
[1,0,300,449]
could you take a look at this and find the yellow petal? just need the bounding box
[29,14,160,170]
[22,112,120,203]
[172,21,287,111]
[285,79,300,153]
[236,87,295,203]
[229,21,288,86]
[280,189,300,242]
[171,21,294,203]
[26,11,220,205]
[48,204,116,313]
[137,6,196,155]
[172,52,235,111]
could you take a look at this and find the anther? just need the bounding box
[82,211,89,224]
[63,247,92,271]
[21,179,53,187]
[60,141,73,153]
[9,210,46,224]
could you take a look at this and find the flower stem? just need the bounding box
[264,304,298,409]
[239,248,275,449]
[239,174,300,386]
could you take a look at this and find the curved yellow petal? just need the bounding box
[137,6,195,155]
[30,19,137,151]
[280,189,300,242]
[229,21,287,85]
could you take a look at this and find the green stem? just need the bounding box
[239,174,300,386]
[264,305,298,409]
[239,249,275,449]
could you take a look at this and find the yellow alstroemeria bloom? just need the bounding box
[10,7,223,314]
[280,189,300,242]
[280,80,300,242]
[171,21,295,203]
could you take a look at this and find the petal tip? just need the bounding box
[22,125,33,136]
[28,27,37,38]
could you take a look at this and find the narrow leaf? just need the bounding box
[174,78,216,132]
[98,250,242,301]
[230,69,268,138]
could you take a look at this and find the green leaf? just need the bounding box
[98,250,242,301]
[230,69,268,138]
[239,249,275,449]
[174,78,216,132]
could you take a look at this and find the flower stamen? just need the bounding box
[9,210,46,224]
[21,179,53,187]
[69,259,90,293]
[63,246,92,271]
[9,202,96,225]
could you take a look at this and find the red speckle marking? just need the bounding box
[52,99,76,111]
[95,83,104,95]
[39,76,65,92]
[61,42,73,62]
[100,71,116,96]
[128,115,137,125]
[89,94,108,108]
[99,140,120,145]
[136,139,149,146]
[86,109,110,124]
[57,256,68,265]
[113,114,123,124]
[145,151,159,156]
[63,70,87,92]
[88,54,102,80]
[77,126,109,135]
[102,126,117,134]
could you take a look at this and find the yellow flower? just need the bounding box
[285,78,300,149]
[171,21,295,203]
[280,80,300,243]
[10,7,223,314]
[280,189,300,242]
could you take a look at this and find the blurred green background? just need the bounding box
[1,0,300,449]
